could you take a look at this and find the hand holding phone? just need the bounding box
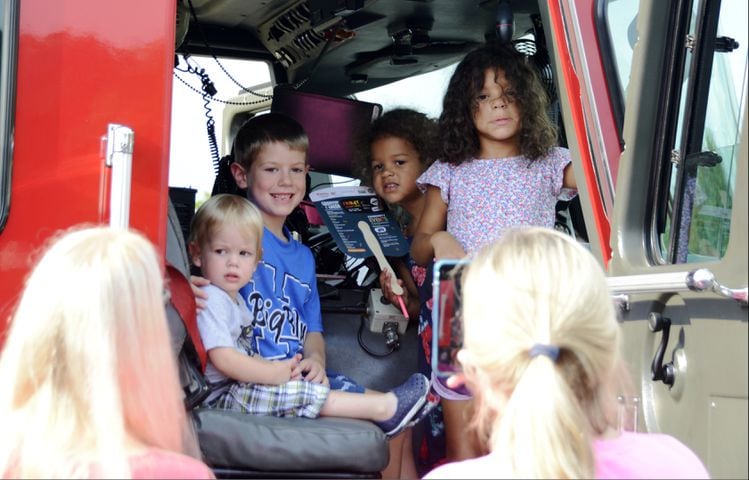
[431,259,469,378]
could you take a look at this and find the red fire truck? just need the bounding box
[1,0,746,477]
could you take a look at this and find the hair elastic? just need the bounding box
[529,343,560,362]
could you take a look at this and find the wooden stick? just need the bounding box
[357,221,404,296]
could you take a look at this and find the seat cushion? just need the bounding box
[194,408,389,473]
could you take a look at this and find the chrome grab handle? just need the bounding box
[608,269,747,310]
[685,268,748,304]
[105,123,134,228]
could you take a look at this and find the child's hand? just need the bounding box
[189,275,210,312]
[432,231,466,260]
[447,350,471,392]
[379,270,408,307]
[446,372,467,390]
[294,357,328,385]
[274,353,302,384]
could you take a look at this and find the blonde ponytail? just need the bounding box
[460,227,620,478]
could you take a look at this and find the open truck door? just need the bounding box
[0,0,176,332]
[549,1,748,477]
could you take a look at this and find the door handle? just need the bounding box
[104,123,134,228]
[649,312,675,387]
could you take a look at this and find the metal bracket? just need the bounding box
[612,294,630,313]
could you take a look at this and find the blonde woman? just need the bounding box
[424,228,709,479]
[0,227,214,479]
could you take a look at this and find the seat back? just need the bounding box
[165,201,210,408]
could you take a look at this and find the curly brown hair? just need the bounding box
[355,108,439,185]
[439,42,557,164]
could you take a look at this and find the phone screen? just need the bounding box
[431,259,469,378]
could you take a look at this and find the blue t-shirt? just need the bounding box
[239,227,322,361]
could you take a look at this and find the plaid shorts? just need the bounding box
[213,380,330,419]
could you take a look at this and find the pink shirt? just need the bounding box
[594,431,709,479]
[4,448,214,479]
[102,448,215,479]
[423,431,710,479]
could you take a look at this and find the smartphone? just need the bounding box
[431,258,470,378]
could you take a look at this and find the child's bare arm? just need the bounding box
[431,231,466,260]
[411,186,448,265]
[563,162,577,189]
[209,348,301,385]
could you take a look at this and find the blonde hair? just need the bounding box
[460,227,620,478]
[0,226,198,478]
[189,194,264,258]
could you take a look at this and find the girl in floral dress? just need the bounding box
[410,41,578,464]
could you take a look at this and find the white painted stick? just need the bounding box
[357,221,404,295]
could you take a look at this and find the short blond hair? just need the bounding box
[189,194,264,258]
[460,227,620,478]
[0,226,197,478]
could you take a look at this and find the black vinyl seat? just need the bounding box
[195,409,387,475]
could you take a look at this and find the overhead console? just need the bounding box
[256,0,379,84]
[175,0,542,97]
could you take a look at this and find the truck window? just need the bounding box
[0,0,19,232]
[170,56,458,203]
[602,0,641,106]
[659,0,747,263]
[354,63,456,119]
[170,55,272,203]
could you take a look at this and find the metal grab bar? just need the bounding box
[105,123,134,228]
[685,269,748,304]
[607,269,747,308]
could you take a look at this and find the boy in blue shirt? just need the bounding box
[229,112,350,387]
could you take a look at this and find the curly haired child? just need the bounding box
[358,108,439,320]
[410,41,578,463]
[358,108,443,477]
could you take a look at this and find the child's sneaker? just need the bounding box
[405,390,440,428]
[375,373,429,438]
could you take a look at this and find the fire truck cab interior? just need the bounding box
[0,0,746,478]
